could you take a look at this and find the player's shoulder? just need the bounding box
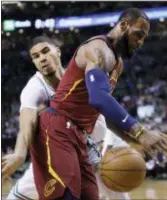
[29,71,44,84]
[21,72,44,96]
[79,35,115,57]
[20,72,47,110]
[76,35,116,70]
[83,36,107,49]
[76,36,108,65]
[24,72,44,90]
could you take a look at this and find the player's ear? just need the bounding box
[29,53,34,64]
[57,47,61,57]
[120,18,130,32]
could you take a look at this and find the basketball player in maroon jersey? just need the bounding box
[30,8,167,200]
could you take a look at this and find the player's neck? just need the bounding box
[107,27,130,59]
[107,28,122,54]
[107,26,122,45]
[55,65,65,81]
[43,66,64,88]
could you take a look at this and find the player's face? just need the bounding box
[30,42,61,76]
[126,18,150,51]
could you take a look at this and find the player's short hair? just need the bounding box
[29,36,56,50]
[118,7,149,23]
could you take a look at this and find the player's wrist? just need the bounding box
[126,123,145,141]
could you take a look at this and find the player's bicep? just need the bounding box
[85,48,105,73]
[84,42,112,94]
[84,40,116,74]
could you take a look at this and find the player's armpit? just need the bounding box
[15,108,38,157]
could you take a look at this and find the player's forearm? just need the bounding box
[106,119,143,146]
[14,127,34,157]
[86,69,137,128]
[106,118,138,136]
[14,132,28,157]
[85,68,144,140]
[99,97,143,140]
[15,109,38,157]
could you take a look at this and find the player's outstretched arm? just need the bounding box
[76,39,167,156]
[2,108,38,182]
[78,40,139,133]
[2,81,40,181]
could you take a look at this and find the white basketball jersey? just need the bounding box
[7,72,56,200]
[91,115,107,143]
[20,71,55,111]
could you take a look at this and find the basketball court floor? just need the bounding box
[2,178,167,200]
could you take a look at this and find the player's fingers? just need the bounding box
[161,135,167,146]
[2,175,12,184]
[161,132,167,138]
[2,175,7,184]
[159,140,167,152]
[152,144,163,153]
[2,161,7,168]
[1,159,8,169]
[160,133,167,140]
[2,165,11,176]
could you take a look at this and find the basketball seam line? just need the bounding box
[101,152,144,166]
[101,174,142,189]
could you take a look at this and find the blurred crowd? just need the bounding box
[2,1,167,179]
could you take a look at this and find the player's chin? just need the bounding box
[42,69,55,76]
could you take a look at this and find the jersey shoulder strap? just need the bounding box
[73,35,118,62]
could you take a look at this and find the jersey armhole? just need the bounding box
[34,75,50,101]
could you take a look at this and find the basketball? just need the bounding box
[99,147,146,192]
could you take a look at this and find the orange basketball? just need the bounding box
[99,147,146,192]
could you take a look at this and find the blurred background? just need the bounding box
[1,1,167,199]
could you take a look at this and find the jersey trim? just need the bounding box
[45,129,65,188]
[63,78,84,100]
[20,106,38,111]
[14,181,34,200]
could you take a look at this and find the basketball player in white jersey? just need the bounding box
[3,36,64,199]
[3,36,130,200]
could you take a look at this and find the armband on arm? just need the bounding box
[85,68,143,139]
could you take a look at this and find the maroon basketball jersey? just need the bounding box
[50,35,122,133]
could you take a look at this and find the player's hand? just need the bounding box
[2,153,26,182]
[138,129,167,156]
